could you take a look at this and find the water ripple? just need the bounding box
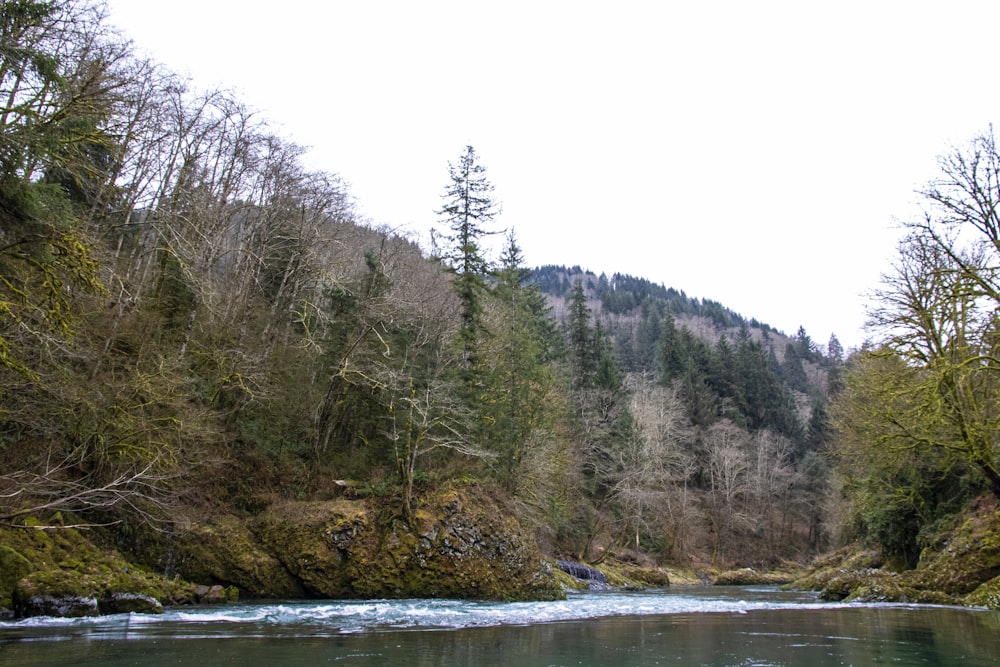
[0,586,890,639]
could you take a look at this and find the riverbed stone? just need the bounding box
[99,591,164,614]
[14,590,99,618]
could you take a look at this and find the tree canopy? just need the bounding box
[831,128,1000,563]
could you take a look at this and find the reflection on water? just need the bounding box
[2,588,999,666]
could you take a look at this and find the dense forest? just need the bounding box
[3,0,1000,593]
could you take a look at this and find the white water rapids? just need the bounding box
[3,587,887,637]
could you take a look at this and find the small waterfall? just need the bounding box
[163,547,176,579]
[556,560,611,589]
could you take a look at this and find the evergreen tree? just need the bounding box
[736,336,799,437]
[434,145,499,372]
[781,343,810,393]
[827,333,844,362]
[481,230,557,488]
[592,320,623,392]
[708,336,741,418]
[564,278,624,392]
[658,312,686,383]
[794,326,815,361]
[567,280,596,388]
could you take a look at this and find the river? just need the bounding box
[2,586,998,666]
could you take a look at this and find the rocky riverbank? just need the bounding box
[0,484,564,619]
[786,494,1000,610]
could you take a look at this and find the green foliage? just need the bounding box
[435,145,499,375]
[477,232,562,489]
[848,131,1000,503]
[833,353,986,564]
[0,0,111,378]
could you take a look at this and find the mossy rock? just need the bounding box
[255,488,562,601]
[191,584,239,604]
[815,569,894,601]
[255,499,368,597]
[589,560,670,589]
[170,515,305,598]
[12,579,99,618]
[551,565,589,591]
[0,517,201,618]
[906,507,1000,596]
[12,564,190,618]
[347,488,563,601]
[812,568,955,605]
[786,566,846,592]
[785,546,886,593]
[99,592,164,615]
[848,577,957,605]
[617,564,672,588]
[964,575,1000,610]
[0,545,33,609]
[713,568,796,586]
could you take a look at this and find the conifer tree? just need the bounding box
[481,230,558,488]
[567,280,596,388]
[435,145,499,372]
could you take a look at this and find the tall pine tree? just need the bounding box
[435,145,499,373]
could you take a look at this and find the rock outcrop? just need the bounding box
[788,495,1000,609]
[251,487,562,601]
[0,483,562,618]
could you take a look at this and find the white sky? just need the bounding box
[104,0,1000,350]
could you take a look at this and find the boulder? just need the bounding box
[99,592,164,615]
[256,486,562,601]
[169,515,305,599]
[192,584,236,604]
[255,499,365,597]
[13,578,99,618]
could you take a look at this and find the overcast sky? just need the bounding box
[105,1,1000,350]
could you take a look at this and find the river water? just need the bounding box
[2,586,998,666]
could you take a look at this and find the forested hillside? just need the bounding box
[5,2,1000,607]
[0,0,847,573]
[530,266,845,560]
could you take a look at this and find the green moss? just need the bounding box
[0,516,203,617]
[330,486,562,601]
[255,499,369,597]
[906,504,1000,595]
[0,545,33,609]
[789,497,1000,607]
[169,515,305,598]
[713,568,796,586]
[964,576,1000,610]
[551,566,588,591]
